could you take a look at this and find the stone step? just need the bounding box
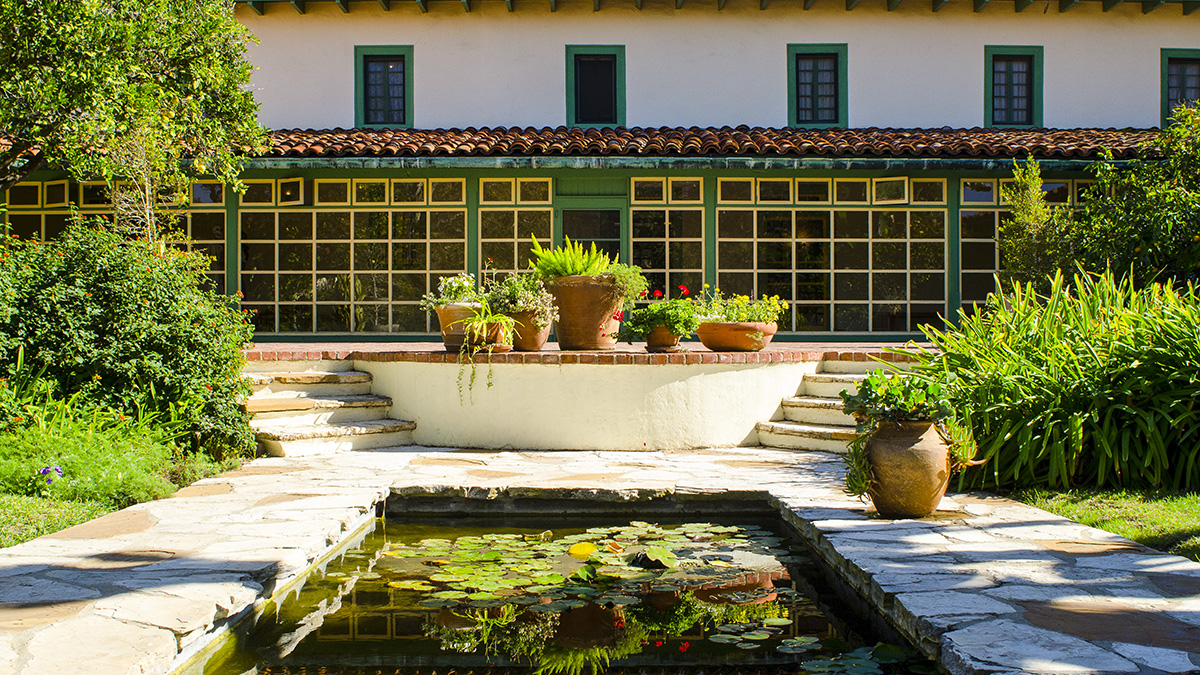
[781,396,857,427]
[802,372,867,398]
[243,359,356,374]
[817,357,900,375]
[249,371,374,399]
[246,394,393,425]
[756,420,856,454]
[255,418,417,457]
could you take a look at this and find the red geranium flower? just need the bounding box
[678,284,689,296]
[653,290,663,298]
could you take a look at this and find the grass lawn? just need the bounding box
[1016,489,1200,563]
[0,494,111,548]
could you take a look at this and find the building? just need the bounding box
[3,0,1196,340]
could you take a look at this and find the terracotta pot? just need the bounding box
[463,321,513,353]
[434,303,481,352]
[546,275,622,351]
[510,310,552,352]
[645,325,683,353]
[867,420,950,519]
[695,321,777,352]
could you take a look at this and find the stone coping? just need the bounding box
[2,448,1197,675]
[243,341,922,365]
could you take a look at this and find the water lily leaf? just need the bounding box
[762,617,792,626]
[708,634,742,643]
[742,631,771,641]
[432,590,468,599]
[643,547,678,568]
[777,643,820,654]
[387,579,435,591]
[568,542,598,559]
[523,530,553,542]
[429,573,467,583]
[467,591,501,601]
[601,595,639,606]
[512,595,540,605]
[871,644,909,664]
[716,623,748,633]
[419,598,457,608]
[358,572,381,580]
[571,565,598,582]
[532,573,566,584]
[736,643,762,650]
[524,584,556,594]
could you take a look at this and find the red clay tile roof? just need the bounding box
[264,126,1156,160]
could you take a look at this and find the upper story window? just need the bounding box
[354,46,414,129]
[787,44,848,128]
[1163,49,1200,126]
[566,45,625,127]
[985,46,1043,128]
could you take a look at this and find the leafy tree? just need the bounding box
[1001,103,1200,288]
[0,0,266,232]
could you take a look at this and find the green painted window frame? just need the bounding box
[354,45,414,129]
[984,45,1043,128]
[787,44,848,129]
[1162,48,1200,128]
[565,45,626,128]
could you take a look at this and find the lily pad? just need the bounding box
[432,590,468,599]
[736,643,762,650]
[742,631,772,641]
[429,573,467,583]
[708,634,743,644]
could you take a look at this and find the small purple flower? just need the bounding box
[38,466,63,484]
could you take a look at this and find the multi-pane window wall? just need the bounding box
[794,55,839,125]
[239,178,469,334]
[630,178,704,300]
[991,56,1033,126]
[0,180,228,294]
[714,177,948,333]
[958,177,1088,314]
[479,179,553,273]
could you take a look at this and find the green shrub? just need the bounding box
[0,222,255,457]
[619,298,700,339]
[904,270,1200,491]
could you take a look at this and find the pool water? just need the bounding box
[205,517,935,675]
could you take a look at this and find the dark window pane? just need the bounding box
[795,304,830,331]
[962,242,996,270]
[756,211,792,239]
[633,180,664,202]
[279,212,313,240]
[517,210,552,239]
[563,209,621,241]
[910,242,945,270]
[354,242,388,271]
[316,304,351,332]
[910,304,945,332]
[316,274,351,302]
[633,241,665,270]
[719,241,753,269]
[795,54,838,124]
[277,305,313,333]
[835,181,868,203]
[391,242,426,270]
[834,241,868,269]
[430,211,465,239]
[758,272,792,300]
[481,210,515,239]
[796,181,830,202]
[191,212,225,241]
[391,304,426,332]
[757,241,792,269]
[835,273,869,301]
[430,182,463,203]
[834,304,868,332]
[960,211,995,239]
[871,211,906,239]
[633,210,666,239]
[962,181,995,203]
[241,274,275,302]
[758,180,791,202]
[873,273,906,301]
[430,242,465,270]
[718,210,753,238]
[354,273,389,301]
[834,211,869,238]
[245,305,275,332]
[363,56,406,125]
[7,214,40,239]
[393,181,424,203]
[910,181,944,203]
[279,274,313,302]
[317,181,349,204]
[278,243,313,271]
[354,212,389,240]
[481,241,515,270]
[796,273,831,301]
[192,183,223,204]
[961,272,997,301]
[671,180,700,202]
[242,243,274,271]
[719,181,753,202]
[795,241,830,269]
[392,211,427,240]
[575,54,617,124]
[992,56,1034,126]
[392,273,426,302]
[669,210,702,239]
[316,243,351,271]
[872,304,907,332]
[519,180,550,203]
[317,212,351,239]
[241,212,274,240]
[669,241,703,270]
[718,272,753,297]
[872,242,906,270]
[795,213,830,239]
[911,273,945,301]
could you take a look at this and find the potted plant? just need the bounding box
[619,286,701,353]
[420,272,483,352]
[840,370,953,519]
[453,301,516,399]
[529,237,647,351]
[484,271,558,352]
[692,289,788,352]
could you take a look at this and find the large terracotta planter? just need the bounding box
[433,303,481,352]
[867,420,950,519]
[546,275,622,351]
[695,321,777,352]
[645,325,683,353]
[510,310,552,352]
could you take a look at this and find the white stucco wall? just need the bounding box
[239,1,1198,131]
[356,360,814,450]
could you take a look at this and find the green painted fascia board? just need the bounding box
[353,45,415,129]
[983,45,1044,128]
[786,43,849,129]
[244,156,1116,172]
[565,45,626,128]
[225,190,240,301]
[945,169,961,326]
[1161,48,1200,128]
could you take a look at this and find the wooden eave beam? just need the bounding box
[247,0,265,14]
[804,0,817,7]
[1058,0,1078,10]
[593,0,600,10]
[415,0,428,12]
[333,0,350,10]
[1185,1,1200,14]
[931,0,949,11]
[549,0,556,10]
[290,0,305,13]
[505,0,513,10]
[973,0,988,10]
[886,0,902,10]
[1101,0,1121,8]
[846,0,860,8]
[1014,0,1032,10]
[634,0,642,8]
[717,0,727,9]
[760,0,769,9]
[1141,0,1164,11]
[462,0,472,11]
[377,0,391,8]
[676,0,684,8]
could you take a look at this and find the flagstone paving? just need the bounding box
[0,447,1198,675]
